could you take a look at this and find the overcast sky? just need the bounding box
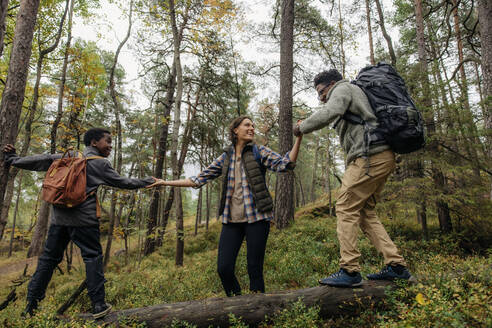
[71,0,399,187]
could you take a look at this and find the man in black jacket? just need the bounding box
[3,128,156,319]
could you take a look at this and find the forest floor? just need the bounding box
[0,200,490,328]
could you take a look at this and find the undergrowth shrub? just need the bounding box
[0,206,490,327]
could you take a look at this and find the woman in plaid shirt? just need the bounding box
[149,116,302,296]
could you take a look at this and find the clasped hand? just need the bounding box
[147,178,167,188]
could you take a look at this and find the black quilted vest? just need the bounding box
[218,143,273,218]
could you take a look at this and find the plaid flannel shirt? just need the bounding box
[190,145,294,224]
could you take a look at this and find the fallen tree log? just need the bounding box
[80,280,403,327]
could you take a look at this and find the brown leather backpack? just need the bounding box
[42,149,103,210]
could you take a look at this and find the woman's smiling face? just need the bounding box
[234,118,255,143]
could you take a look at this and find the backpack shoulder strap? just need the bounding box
[252,144,266,176]
[85,156,105,160]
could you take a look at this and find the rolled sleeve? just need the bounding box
[258,145,295,172]
[189,153,226,188]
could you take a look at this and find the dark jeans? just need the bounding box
[27,224,105,306]
[217,220,270,296]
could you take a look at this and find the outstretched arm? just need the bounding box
[3,144,60,171]
[147,152,227,189]
[147,178,197,188]
[289,134,303,163]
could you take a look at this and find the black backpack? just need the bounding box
[342,62,425,154]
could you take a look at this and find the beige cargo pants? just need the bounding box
[336,150,406,273]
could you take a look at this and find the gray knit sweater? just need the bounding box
[299,79,389,164]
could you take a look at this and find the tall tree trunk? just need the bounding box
[326,144,333,215]
[1,0,68,235]
[175,188,184,266]
[150,0,191,253]
[168,0,184,264]
[477,0,492,198]
[365,0,375,65]
[374,0,396,66]
[205,183,210,230]
[415,0,452,232]
[144,68,176,255]
[51,0,74,154]
[104,0,133,268]
[28,0,73,258]
[0,0,41,240]
[451,0,483,179]
[24,0,68,153]
[8,171,22,257]
[337,0,346,76]
[195,188,202,236]
[0,0,9,58]
[275,0,295,229]
[310,139,319,202]
[169,87,200,262]
[27,201,50,258]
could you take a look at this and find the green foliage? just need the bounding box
[1,205,490,327]
[263,299,322,328]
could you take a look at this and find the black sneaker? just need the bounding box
[92,302,112,319]
[366,265,411,281]
[318,268,363,287]
[21,300,38,317]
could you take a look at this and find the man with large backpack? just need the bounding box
[3,128,156,318]
[293,66,413,287]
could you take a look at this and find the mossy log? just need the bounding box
[80,280,400,327]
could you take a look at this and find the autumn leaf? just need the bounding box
[416,293,429,305]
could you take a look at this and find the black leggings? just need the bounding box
[217,220,270,296]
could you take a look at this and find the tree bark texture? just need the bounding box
[50,0,74,154]
[414,0,452,232]
[450,0,483,180]
[175,188,184,266]
[275,0,295,229]
[310,139,319,202]
[27,200,50,257]
[104,0,133,268]
[478,0,492,198]
[8,171,22,257]
[0,0,69,237]
[83,281,399,327]
[374,0,396,66]
[365,0,375,65]
[0,0,9,58]
[0,0,41,240]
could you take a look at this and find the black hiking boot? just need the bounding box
[92,302,112,319]
[21,299,38,317]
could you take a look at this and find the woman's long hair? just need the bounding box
[229,115,253,145]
